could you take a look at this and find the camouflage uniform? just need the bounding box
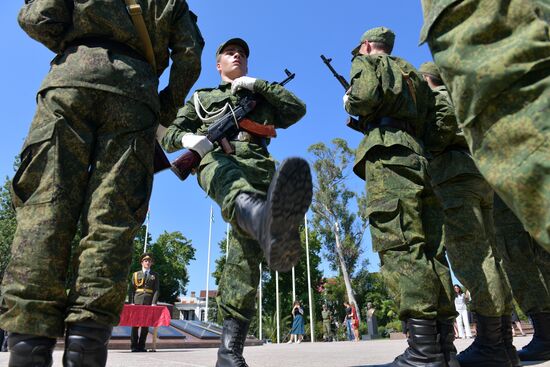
[162,81,306,323]
[420,0,550,253]
[493,194,550,315]
[321,309,332,340]
[0,0,203,338]
[345,31,455,322]
[423,69,513,318]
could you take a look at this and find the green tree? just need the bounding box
[308,138,368,318]
[0,178,16,279]
[130,229,195,304]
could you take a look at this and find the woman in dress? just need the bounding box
[288,300,305,344]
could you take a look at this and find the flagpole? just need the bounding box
[143,209,150,253]
[259,263,263,341]
[205,205,213,322]
[292,266,296,303]
[276,270,280,344]
[226,223,230,261]
[305,214,315,342]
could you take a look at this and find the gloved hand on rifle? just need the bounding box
[181,133,214,158]
[231,76,257,94]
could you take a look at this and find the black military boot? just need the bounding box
[216,318,250,367]
[234,157,312,272]
[517,312,550,361]
[456,314,512,367]
[8,333,56,367]
[63,321,112,367]
[502,315,522,367]
[372,318,446,367]
[437,320,460,367]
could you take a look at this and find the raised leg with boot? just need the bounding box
[63,321,112,367]
[373,318,446,367]
[216,318,250,367]
[518,312,550,361]
[235,157,312,272]
[456,314,512,367]
[8,333,56,367]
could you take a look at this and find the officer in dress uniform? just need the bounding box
[129,253,160,352]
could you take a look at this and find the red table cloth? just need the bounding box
[118,304,171,327]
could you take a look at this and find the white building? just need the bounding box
[174,290,218,321]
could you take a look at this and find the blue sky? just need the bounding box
[0,1,441,295]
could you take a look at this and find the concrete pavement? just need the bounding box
[1,336,548,366]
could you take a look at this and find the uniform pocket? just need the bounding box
[367,198,407,252]
[11,120,57,207]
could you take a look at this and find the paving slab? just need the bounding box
[0,336,548,366]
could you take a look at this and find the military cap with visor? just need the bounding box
[352,26,395,56]
[140,252,154,262]
[418,61,442,80]
[216,38,250,58]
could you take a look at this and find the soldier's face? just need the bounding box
[217,45,248,80]
[142,258,152,269]
[359,41,369,55]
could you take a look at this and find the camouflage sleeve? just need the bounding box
[17,0,73,53]
[161,98,203,153]
[253,79,307,128]
[157,5,204,127]
[345,57,382,117]
[424,89,459,154]
[128,274,135,304]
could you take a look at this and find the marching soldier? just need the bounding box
[161,38,311,367]
[322,304,333,342]
[0,0,203,366]
[343,27,456,367]
[129,253,160,352]
[421,61,517,367]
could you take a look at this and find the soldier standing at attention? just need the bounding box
[343,27,456,367]
[161,38,311,367]
[493,194,550,362]
[420,61,517,367]
[129,253,160,353]
[0,1,203,366]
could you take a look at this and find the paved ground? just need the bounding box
[1,336,548,366]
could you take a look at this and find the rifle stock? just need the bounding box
[170,149,202,181]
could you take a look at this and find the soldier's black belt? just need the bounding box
[366,117,415,136]
[64,38,147,63]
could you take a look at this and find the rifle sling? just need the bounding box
[123,0,157,71]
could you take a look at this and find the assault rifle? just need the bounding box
[170,69,296,181]
[320,55,362,133]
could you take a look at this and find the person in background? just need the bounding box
[343,302,354,341]
[288,301,305,344]
[454,285,472,339]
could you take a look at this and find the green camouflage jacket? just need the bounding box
[424,85,480,185]
[18,0,204,126]
[162,80,306,163]
[345,54,434,179]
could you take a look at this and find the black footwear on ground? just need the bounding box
[438,319,460,367]
[63,321,112,367]
[216,318,250,367]
[235,157,312,272]
[517,312,550,361]
[501,315,521,367]
[8,333,56,367]
[456,314,512,367]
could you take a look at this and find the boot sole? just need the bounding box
[265,157,312,272]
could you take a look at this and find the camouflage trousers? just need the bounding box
[0,87,155,337]
[426,0,550,253]
[364,145,456,321]
[433,175,512,317]
[198,143,274,322]
[494,195,550,314]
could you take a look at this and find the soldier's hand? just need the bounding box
[343,93,349,109]
[231,76,257,94]
[181,133,214,158]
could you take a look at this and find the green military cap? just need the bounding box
[216,38,250,58]
[419,61,441,80]
[140,252,154,262]
[352,26,395,56]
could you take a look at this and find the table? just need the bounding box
[118,304,171,351]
